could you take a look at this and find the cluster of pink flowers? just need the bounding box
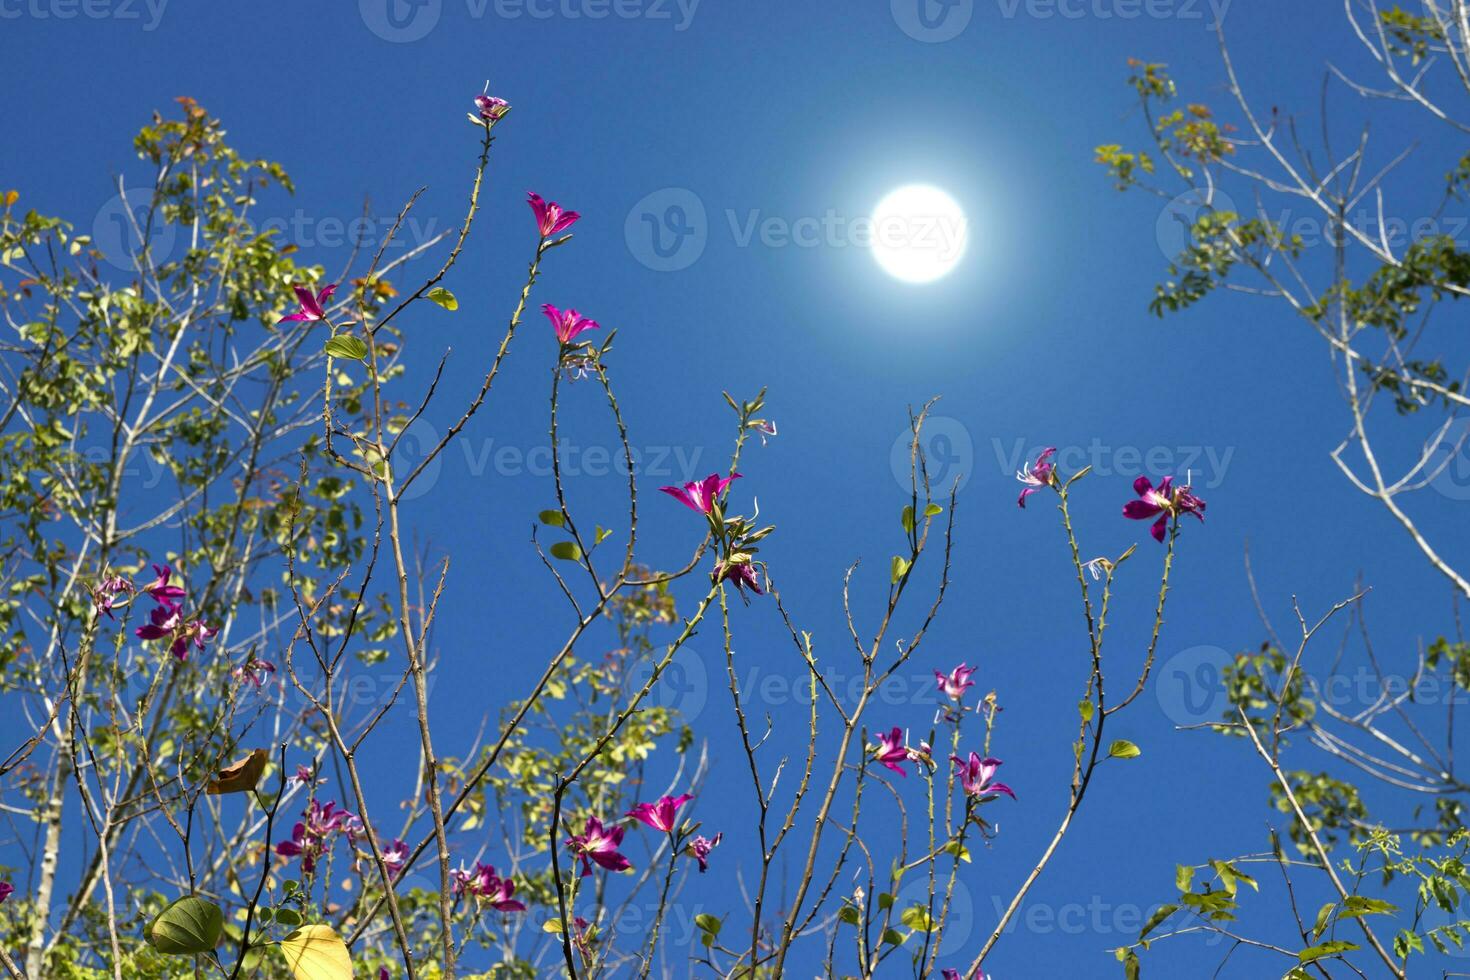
[661,472,765,596]
[451,862,527,912]
[566,792,724,879]
[95,563,218,663]
[1016,445,1210,545]
[274,799,363,875]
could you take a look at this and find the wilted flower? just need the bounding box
[0,881,12,904]
[92,575,134,619]
[715,554,763,597]
[1123,476,1206,543]
[290,764,316,787]
[528,192,580,238]
[279,283,338,324]
[935,663,976,702]
[873,727,910,777]
[951,752,1016,802]
[1016,446,1057,508]
[660,473,740,516]
[542,304,599,345]
[627,793,693,833]
[748,418,777,445]
[232,659,275,689]
[686,832,722,873]
[565,817,631,877]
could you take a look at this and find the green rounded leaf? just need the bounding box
[324,336,368,361]
[148,896,224,955]
[549,541,582,561]
[538,509,565,527]
[1108,739,1142,760]
[427,287,458,311]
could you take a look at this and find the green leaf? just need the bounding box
[899,904,935,933]
[694,913,722,935]
[838,905,861,927]
[1175,864,1195,893]
[1108,739,1141,759]
[901,505,915,533]
[538,510,565,527]
[1340,896,1396,919]
[891,555,911,584]
[924,503,944,517]
[595,526,614,545]
[273,908,303,927]
[323,335,368,361]
[1139,904,1177,941]
[1298,940,1359,964]
[877,893,894,910]
[549,541,582,562]
[427,286,458,311]
[1311,902,1335,940]
[1079,699,1095,723]
[148,896,224,955]
[880,927,907,946]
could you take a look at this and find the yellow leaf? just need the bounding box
[207,748,269,794]
[280,925,352,980]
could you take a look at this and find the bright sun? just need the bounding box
[869,184,969,284]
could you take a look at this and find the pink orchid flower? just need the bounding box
[290,764,316,787]
[873,727,910,777]
[452,863,527,911]
[1016,446,1057,508]
[935,663,976,702]
[542,304,600,345]
[951,752,1016,802]
[172,618,218,663]
[280,283,339,324]
[135,600,182,644]
[141,563,186,603]
[474,92,510,122]
[380,839,409,880]
[659,473,740,516]
[627,793,693,833]
[565,816,631,877]
[1123,475,1207,543]
[686,832,722,873]
[275,800,362,874]
[528,192,580,238]
[0,882,12,904]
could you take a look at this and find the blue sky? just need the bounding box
[6,0,1470,975]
